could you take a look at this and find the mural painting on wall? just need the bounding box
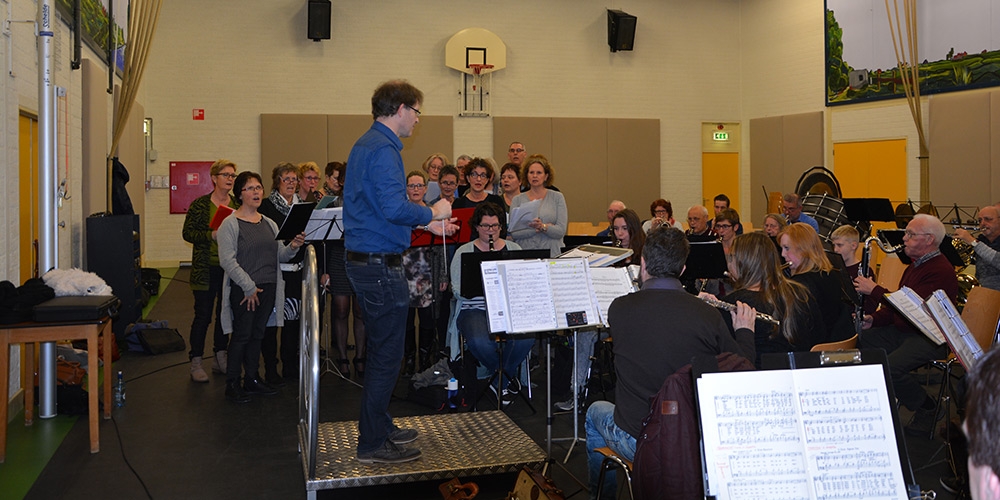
[826,0,1000,105]
[55,0,127,71]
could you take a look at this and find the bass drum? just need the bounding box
[800,193,872,251]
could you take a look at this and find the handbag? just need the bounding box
[34,357,87,386]
[439,477,479,500]
[505,467,564,500]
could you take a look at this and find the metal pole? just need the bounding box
[37,0,58,419]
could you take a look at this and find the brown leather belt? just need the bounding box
[346,250,402,267]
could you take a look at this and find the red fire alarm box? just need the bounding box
[170,161,215,214]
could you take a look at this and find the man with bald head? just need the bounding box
[597,200,626,238]
[854,214,958,436]
[954,205,1000,291]
[686,205,711,237]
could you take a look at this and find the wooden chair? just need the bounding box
[925,286,1000,439]
[875,255,907,293]
[594,446,633,500]
[567,221,603,236]
[810,333,858,352]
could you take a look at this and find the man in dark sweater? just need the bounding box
[855,213,958,436]
[584,227,757,499]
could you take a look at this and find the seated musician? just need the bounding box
[954,205,1000,292]
[450,202,533,406]
[685,205,712,237]
[854,214,958,436]
[711,232,823,368]
[779,223,856,344]
[585,227,757,499]
[782,193,820,233]
[831,225,871,279]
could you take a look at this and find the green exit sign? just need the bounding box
[713,131,729,141]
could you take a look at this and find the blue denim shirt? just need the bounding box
[344,121,433,253]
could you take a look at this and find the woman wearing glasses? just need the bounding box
[451,202,532,406]
[641,199,683,234]
[453,157,507,240]
[218,171,305,403]
[297,161,324,202]
[182,159,239,383]
[401,171,447,373]
[509,154,567,258]
[259,163,308,385]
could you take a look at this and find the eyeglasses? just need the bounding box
[508,148,525,153]
[904,230,931,238]
[280,176,298,184]
[978,217,995,223]
[478,223,501,230]
[467,172,489,179]
[715,223,733,229]
[303,175,320,182]
[216,173,237,179]
[653,209,669,215]
[406,183,426,189]
[242,185,264,192]
[439,180,457,187]
[405,104,421,116]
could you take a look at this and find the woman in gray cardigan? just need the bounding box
[218,171,304,403]
[508,154,567,257]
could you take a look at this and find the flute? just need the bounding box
[699,294,781,327]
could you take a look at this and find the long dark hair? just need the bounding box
[611,208,645,263]
[730,232,812,344]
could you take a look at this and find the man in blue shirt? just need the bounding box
[782,193,820,233]
[344,80,457,464]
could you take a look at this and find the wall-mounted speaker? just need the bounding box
[308,0,331,41]
[607,9,636,52]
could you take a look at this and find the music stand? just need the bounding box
[275,202,317,240]
[679,241,727,281]
[303,207,343,242]
[843,198,897,224]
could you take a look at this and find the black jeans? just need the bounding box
[228,282,276,383]
[189,265,228,359]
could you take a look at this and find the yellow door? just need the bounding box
[833,139,907,274]
[19,113,39,282]
[702,152,739,212]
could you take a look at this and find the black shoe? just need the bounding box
[244,377,278,396]
[506,377,522,395]
[265,373,287,388]
[388,427,418,445]
[905,405,945,437]
[225,381,251,404]
[357,440,422,464]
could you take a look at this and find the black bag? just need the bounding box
[406,357,475,413]
[141,268,161,297]
[32,295,120,322]
[126,321,186,355]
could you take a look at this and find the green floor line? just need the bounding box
[141,267,179,319]
[0,412,78,500]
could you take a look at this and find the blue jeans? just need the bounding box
[458,308,535,390]
[346,258,410,455]
[189,265,228,359]
[586,401,636,500]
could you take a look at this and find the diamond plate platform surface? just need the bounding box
[301,411,546,491]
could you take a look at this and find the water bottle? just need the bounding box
[113,370,126,408]
[446,377,458,410]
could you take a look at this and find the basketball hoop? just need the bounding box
[468,63,494,75]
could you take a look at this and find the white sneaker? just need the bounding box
[190,357,209,383]
[212,350,228,374]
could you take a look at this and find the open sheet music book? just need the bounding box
[481,257,635,333]
[925,289,984,370]
[698,364,909,500]
[557,244,633,267]
[883,287,947,345]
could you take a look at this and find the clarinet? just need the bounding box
[488,234,495,251]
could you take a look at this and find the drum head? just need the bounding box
[894,203,915,229]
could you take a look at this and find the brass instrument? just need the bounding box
[699,294,781,327]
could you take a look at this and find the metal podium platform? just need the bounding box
[297,248,545,498]
[299,411,546,493]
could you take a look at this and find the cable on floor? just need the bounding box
[111,415,154,499]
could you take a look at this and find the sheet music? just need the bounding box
[557,244,632,267]
[303,207,343,241]
[698,365,907,500]
[495,260,557,333]
[588,267,636,326]
[480,262,511,333]
[884,287,946,345]
[508,199,541,232]
[926,289,983,370]
[546,258,601,328]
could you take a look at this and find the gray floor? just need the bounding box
[21,268,959,499]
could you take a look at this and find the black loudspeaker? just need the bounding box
[86,214,141,341]
[607,9,636,52]
[308,0,331,41]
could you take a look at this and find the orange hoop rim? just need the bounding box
[468,63,494,75]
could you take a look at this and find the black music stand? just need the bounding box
[680,240,727,284]
[843,197,897,224]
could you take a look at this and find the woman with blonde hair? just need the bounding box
[779,223,855,344]
[721,232,824,366]
[421,153,449,182]
[298,161,323,202]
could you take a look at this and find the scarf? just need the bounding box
[268,189,298,217]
